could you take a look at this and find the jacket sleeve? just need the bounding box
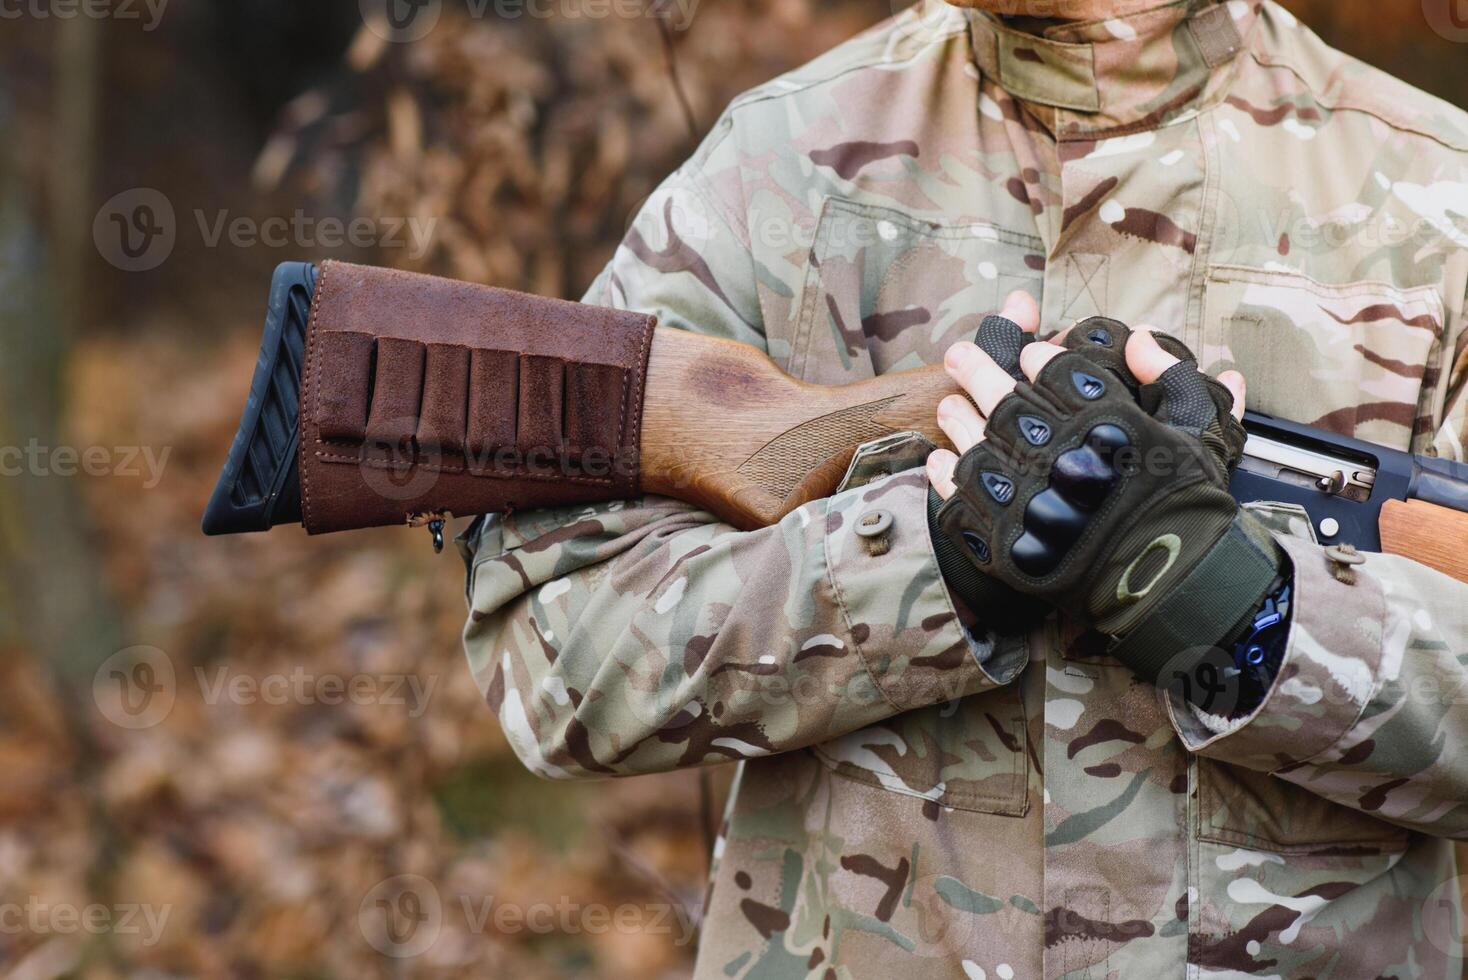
[462,116,1025,780]
[1171,287,1468,840]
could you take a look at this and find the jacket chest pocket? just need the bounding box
[1201,265,1445,450]
[810,682,1029,816]
[787,198,1044,384]
[1195,759,1408,853]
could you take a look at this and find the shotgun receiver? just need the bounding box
[203,262,1468,584]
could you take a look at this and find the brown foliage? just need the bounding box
[276,1,881,297]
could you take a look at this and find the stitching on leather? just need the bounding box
[620,313,654,496]
[314,449,616,487]
[299,260,335,530]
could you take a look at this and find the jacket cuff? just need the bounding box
[1167,533,1386,769]
[825,470,1028,713]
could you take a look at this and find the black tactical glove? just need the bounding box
[926,314,1057,634]
[1058,316,1248,473]
[934,316,1283,684]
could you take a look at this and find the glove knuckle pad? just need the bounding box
[1008,423,1130,577]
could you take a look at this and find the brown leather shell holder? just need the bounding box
[298,260,656,534]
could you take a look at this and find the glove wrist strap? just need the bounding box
[1106,515,1283,684]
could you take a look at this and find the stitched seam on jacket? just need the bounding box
[1247,50,1468,153]
[821,492,903,716]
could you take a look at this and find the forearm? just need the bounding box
[464,470,1022,779]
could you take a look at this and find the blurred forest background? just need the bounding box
[0,2,1463,978]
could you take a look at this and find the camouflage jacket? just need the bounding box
[462,2,1468,976]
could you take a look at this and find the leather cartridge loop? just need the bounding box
[297,260,657,535]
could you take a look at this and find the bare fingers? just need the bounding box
[1218,370,1247,421]
[1000,289,1040,334]
[1127,328,1247,421]
[937,394,987,453]
[1123,327,1180,383]
[927,449,959,499]
[944,344,1016,416]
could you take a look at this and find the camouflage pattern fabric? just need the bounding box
[462,1,1468,975]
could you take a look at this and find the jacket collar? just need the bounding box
[964,0,1263,137]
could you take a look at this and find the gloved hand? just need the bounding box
[1057,316,1248,473]
[927,309,1227,636]
[926,293,1052,635]
[925,308,1226,638]
[929,314,1284,685]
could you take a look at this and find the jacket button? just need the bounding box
[856,509,893,538]
[856,509,894,556]
[1324,543,1365,586]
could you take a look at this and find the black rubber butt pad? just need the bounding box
[200,262,316,535]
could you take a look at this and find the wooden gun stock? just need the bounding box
[205,262,1468,586]
[1378,499,1468,583]
[636,327,1468,586]
[639,327,960,529]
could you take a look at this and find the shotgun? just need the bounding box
[203,262,1468,584]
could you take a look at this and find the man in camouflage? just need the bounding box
[461,0,1468,975]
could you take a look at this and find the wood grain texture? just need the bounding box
[1379,498,1468,584]
[640,326,959,528]
[637,327,1468,582]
